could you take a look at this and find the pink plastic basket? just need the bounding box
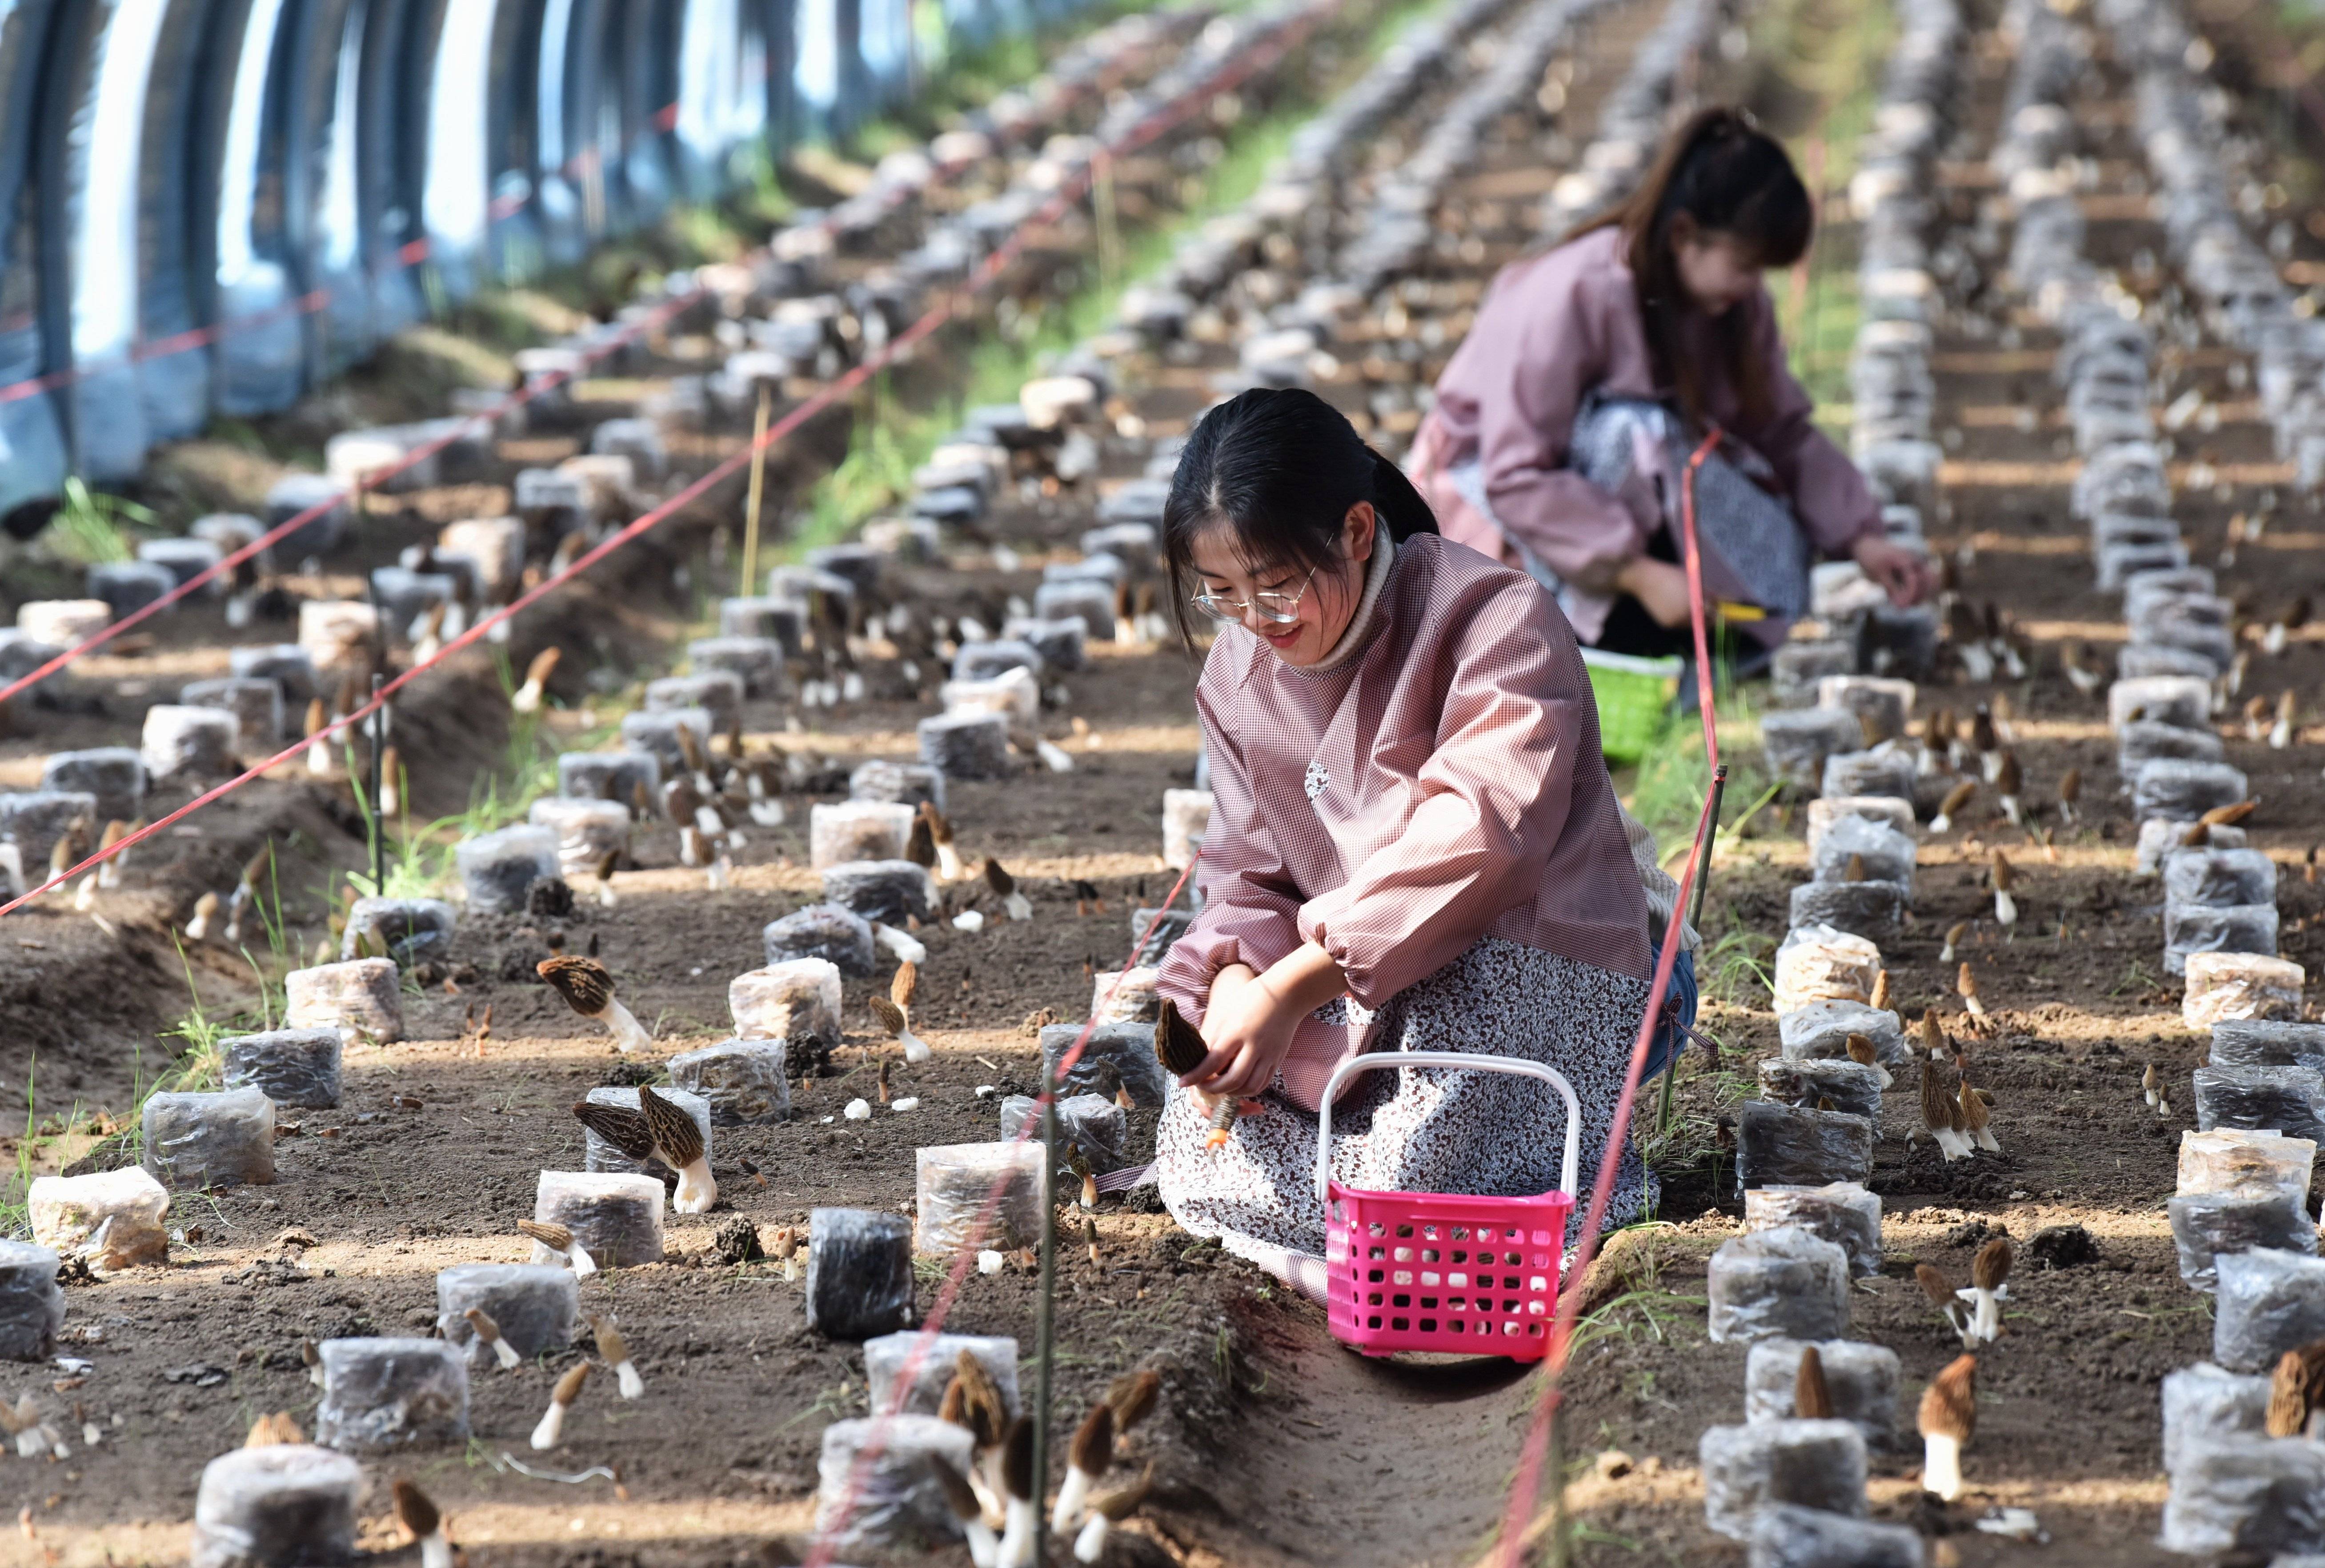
[1315,1052,1581,1361]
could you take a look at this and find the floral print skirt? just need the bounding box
[1154,936,1656,1263]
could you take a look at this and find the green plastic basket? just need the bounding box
[1581,648,1683,766]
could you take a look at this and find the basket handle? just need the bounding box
[1312,1051,1581,1211]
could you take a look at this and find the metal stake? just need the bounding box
[1658,763,1728,1136]
[1032,1054,1060,1564]
[1689,763,1729,936]
[739,382,772,597]
[369,674,387,896]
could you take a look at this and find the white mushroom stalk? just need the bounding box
[0,844,22,899]
[1,1395,48,1458]
[537,956,652,1052]
[997,1417,1038,1568]
[934,1455,1001,1568]
[2274,691,2297,750]
[1940,920,1969,965]
[1074,1469,1155,1564]
[874,922,928,965]
[224,847,269,945]
[1051,1402,1114,1534]
[1037,738,1074,773]
[1988,853,2017,932]
[301,1337,323,1387]
[2061,640,2101,696]
[518,1219,599,1277]
[1957,964,1988,1019]
[1918,1354,1976,1502]
[706,852,733,892]
[512,647,560,714]
[745,764,785,826]
[393,1479,453,1568]
[921,802,963,880]
[985,858,1032,922]
[871,996,929,1064]
[1929,780,1973,836]
[185,891,220,943]
[531,1362,589,1449]
[304,699,333,776]
[465,1307,521,1370]
[1969,1239,2011,1342]
[74,826,121,910]
[378,746,402,821]
[594,1315,645,1399]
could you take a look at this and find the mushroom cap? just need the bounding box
[1106,1368,1162,1432]
[1070,1401,1115,1478]
[870,995,908,1038]
[1794,1345,1833,1420]
[891,960,919,1011]
[1154,997,1207,1077]
[1972,1236,2012,1292]
[984,857,1016,897]
[518,1218,575,1250]
[571,1100,656,1163]
[638,1084,705,1164]
[539,955,616,1016]
[1918,1353,1976,1441]
[392,1477,441,1536]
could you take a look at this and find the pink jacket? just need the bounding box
[1411,226,1881,641]
[1156,532,1651,1111]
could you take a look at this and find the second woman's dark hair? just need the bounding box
[1161,388,1439,646]
[1579,107,1812,428]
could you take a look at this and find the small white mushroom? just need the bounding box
[465,1307,521,1371]
[512,647,559,714]
[593,1315,645,1400]
[530,1362,589,1449]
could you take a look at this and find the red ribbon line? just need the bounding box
[1491,423,1728,1565]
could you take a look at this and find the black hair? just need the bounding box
[1161,388,1438,646]
[1578,106,1813,427]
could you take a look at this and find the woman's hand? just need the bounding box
[1852,533,1936,608]
[1614,556,1693,628]
[1188,945,1348,1100]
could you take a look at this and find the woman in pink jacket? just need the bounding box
[1151,386,1659,1272]
[1412,108,1932,660]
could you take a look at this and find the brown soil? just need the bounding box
[4,0,2325,1564]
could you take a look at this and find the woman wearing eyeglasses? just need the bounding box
[1149,385,1673,1274]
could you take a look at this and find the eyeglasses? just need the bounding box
[1188,560,1323,626]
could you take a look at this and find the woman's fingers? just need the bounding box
[1180,1044,1239,1088]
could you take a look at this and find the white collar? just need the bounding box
[1301,520,1394,674]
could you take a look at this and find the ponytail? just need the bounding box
[1370,451,1442,545]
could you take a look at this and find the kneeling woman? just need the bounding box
[1151,387,1658,1275]
[1411,107,1932,660]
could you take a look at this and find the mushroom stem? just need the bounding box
[1073,1514,1111,1563]
[602,999,651,1054]
[1993,888,2016,929]
[937,844,965,882]
[1003,892,1032,922]
[899,1026,931,1065]
[672,1156,717,1215]
[613,1359,645,1400]
[997,1498,1037,1568]
[874,923,928,965]
[1054,1468,1095,1534]
[418,1531,452,1568]
[531,1364,589,1450]
[1922,1432,1962,1500]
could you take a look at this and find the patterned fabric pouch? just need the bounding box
[1568,394,1813,624]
